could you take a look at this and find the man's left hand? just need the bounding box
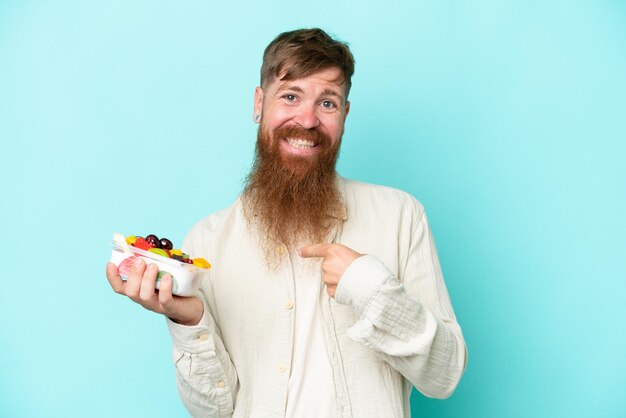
[299,243,363,298]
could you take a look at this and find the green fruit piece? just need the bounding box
[156,270,174,280]
[148,248,170,258]
[156,271,178,293]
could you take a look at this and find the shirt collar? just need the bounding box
[330,175,348,221]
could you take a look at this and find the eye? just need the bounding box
[283,94,297,102]
[321,100,336,109]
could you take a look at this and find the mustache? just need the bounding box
[272,125,331,146]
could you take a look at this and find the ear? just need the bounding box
[343,100,350,121]
[253,86,264,122]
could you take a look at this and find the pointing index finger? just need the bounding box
[299,243,331,258]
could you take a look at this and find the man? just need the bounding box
[106,28,467,418]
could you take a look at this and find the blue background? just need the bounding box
[1,1,625,417]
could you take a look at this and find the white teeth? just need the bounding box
[287,138,315,149]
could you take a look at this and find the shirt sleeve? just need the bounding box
[334,208,467,399]
[166,292,238,418]
[166,228,238,418]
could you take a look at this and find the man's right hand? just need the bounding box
[106,259,204,326]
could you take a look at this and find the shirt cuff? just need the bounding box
[335,254,393,314]
[165,298,215,354]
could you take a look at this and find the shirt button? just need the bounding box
[197,333,209,341]
[277,364,286,373]
[285,301,294,310]
[217,381,225,388]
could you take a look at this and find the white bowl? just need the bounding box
[110,242,206,297]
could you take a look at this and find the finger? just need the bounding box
[158,275,187,319]
[299,243,332,258]
[106,262,126,294]
[157,274,175,309]
[159,279,204,326]
[125,258,146,299]
[139,263,159,302]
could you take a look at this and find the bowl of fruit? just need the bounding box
[109,232,211,297]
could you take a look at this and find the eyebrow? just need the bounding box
[320,88,344,101]
[276,84,345,102]
[276,85,305,95]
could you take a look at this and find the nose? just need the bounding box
[293,105,320,129]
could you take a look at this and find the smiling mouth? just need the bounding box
[286,138,316,149]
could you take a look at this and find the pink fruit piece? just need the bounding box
[118,255,139,277]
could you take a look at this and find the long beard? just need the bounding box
[242,124,343,266]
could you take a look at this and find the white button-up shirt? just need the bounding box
[167,177,467,418]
